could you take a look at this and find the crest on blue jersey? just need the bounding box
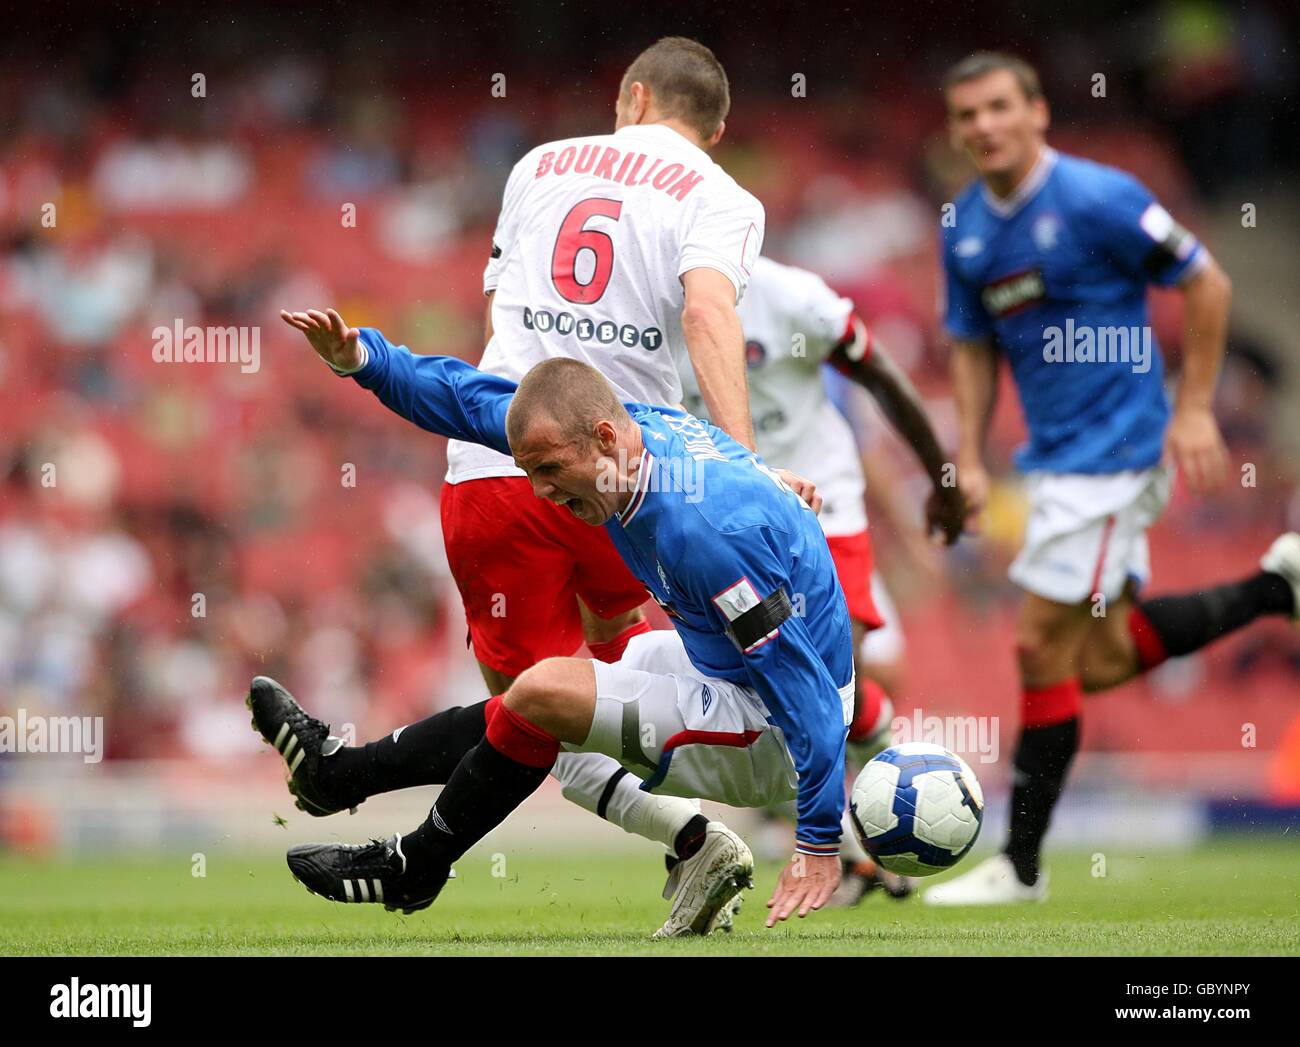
[1032,213,1061,250]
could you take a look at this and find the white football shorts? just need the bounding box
[1008,466,1173,605]
[565,628,853,811]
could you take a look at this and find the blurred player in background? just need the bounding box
[931,52,1300,905]
[680,255,966,903]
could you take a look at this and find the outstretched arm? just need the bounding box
[281,308,514,455]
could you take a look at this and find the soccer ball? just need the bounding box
[849,742,984,877]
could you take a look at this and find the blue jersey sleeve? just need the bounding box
[671,520,848,854]
[349,328,515,456]
[940,229,995,340]
[1088,172,1205,287]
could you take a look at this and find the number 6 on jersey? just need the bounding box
[551,197,623,304]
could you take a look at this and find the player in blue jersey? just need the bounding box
[928,53,1300,906]
[265,309,856,927]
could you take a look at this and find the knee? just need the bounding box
[1015,617,1077,682]
[505,659,568,723]
[1079,622,1138,693]
[1015,621,1054,675]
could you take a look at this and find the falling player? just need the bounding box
[445,37,776,935]
[267,38,811,936]
[928,52,1300,905]
[263,314,861,926]
[678,255,966,901]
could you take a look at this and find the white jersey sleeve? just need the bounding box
[678,185,763,303]
[780,263,855,361]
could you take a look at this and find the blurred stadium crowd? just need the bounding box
[1,2,1298,797]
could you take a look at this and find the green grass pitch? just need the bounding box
[1,841,1296,955]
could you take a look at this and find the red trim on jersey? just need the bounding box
[661,728,764,753]
[1021,678,1083,729]
[837,313,872,362]
[739,223,757,276]
[1127,606,1169,671]
[486,700,561,768]
[710,574,755,605]
[617,449,653,525]
[1089,515,1118,597]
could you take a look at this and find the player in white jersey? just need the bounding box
[378,38,782,937]
[445,37,763,692]
[679,255,966,902]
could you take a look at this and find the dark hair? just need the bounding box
[621,36,730,140]
[942,52,1043,102]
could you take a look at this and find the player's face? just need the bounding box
[513,421,622,526]
[946,70,1047,182]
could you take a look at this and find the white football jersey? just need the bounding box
[679,256,869,537]
[447,122,765,483]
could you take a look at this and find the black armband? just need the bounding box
[726,587,793,653]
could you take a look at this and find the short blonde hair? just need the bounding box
[506,358,632,449]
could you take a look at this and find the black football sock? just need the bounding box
[1004,718,1080,887]
[321,701,489,801]
[401,737,551,871]
[1134,573,1294,660]
[672,814,710,861]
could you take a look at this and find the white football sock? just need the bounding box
[552,751,699,852]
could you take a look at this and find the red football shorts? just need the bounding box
[826,530,884,631]
[440,476,649,678]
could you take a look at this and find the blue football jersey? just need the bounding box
[942,148,1205,474]
[345,327,855,852]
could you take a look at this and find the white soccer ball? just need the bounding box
[849,742,984,877]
